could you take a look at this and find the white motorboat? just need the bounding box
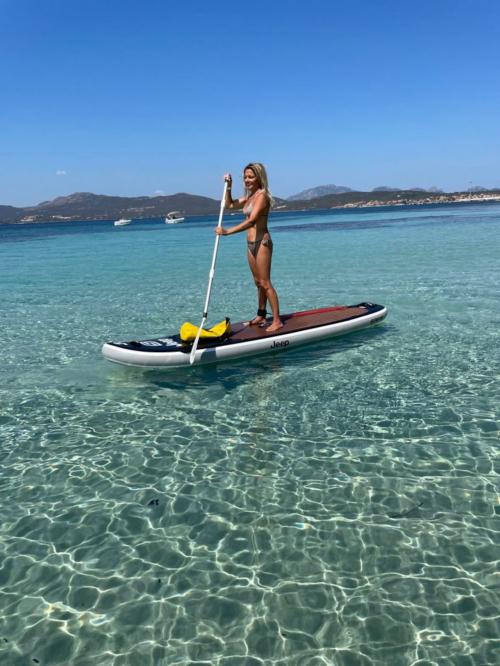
[114,218,132,227]
[165,211,185,224]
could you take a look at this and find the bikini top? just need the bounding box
[243,190,265,216]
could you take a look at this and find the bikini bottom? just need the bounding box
[247,237,273,258]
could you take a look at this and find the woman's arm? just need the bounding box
[225,195,246,211]
[219,217,255,235]
[217,192,268,235]
[224,173,246,210]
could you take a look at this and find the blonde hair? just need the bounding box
[243,162,274,207]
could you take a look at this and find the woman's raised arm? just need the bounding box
[224,173,246,210]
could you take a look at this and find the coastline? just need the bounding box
[274,192,500,212]
[334,192,500,210]
[2,191,500,225]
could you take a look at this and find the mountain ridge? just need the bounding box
[5,192,222,223]
[287,184,353,200]
[1,186,499,223]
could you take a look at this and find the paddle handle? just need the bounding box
[189,181,228,364]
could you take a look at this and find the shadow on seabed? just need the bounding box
[107,324,394,393]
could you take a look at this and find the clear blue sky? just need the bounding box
[2,0,499,206]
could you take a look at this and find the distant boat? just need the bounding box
[165,211,185,224]
[114,218,132,227]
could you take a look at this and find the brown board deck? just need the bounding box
[227,305,368,343]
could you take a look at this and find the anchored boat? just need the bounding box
[165,211,185,224]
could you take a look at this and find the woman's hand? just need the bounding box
[224,173,232,187]
[215,227,228,236]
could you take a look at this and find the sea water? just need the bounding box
[0,203,499,665]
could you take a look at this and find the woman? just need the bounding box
[215,163,283,332]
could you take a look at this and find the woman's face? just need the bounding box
[243,168,260,193]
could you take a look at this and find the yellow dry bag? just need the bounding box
[179,317,231,343]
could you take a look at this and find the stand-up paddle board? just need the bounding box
[101,302,387,369]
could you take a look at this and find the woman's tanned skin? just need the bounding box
[215,163,282,332]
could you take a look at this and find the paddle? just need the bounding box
[189,181,229,365]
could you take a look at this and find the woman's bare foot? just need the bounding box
[249,315,266,326]
[266,321,283,333]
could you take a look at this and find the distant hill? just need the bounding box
[372,186,402,192]
[376,186,445,193]
[289,184,448,198]
[0,192,221,224]
[275,188,500,210]
[2,187,500,224]
[287,184,353,201]
[282,189,432,209]
[0,205,20,221]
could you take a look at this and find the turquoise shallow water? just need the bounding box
[1,203,499,665]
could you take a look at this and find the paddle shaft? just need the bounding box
[189,181,228,364]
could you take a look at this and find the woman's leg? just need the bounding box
[247,250,267,325]
[254,242,283,332]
